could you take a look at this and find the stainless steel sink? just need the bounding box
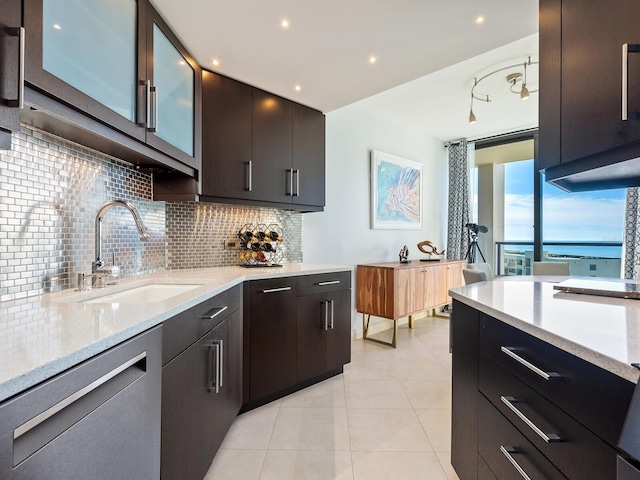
[79,283,203,304]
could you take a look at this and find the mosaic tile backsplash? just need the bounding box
[0,126,303,302]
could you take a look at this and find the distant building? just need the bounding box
[502,249,621,278]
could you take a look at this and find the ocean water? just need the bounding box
[502,244,623,259]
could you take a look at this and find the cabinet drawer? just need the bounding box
[479,315,634,446]
[297,271,351,296]
[162,284,241,365]
[480,353,618,480]
[479,394,567,480]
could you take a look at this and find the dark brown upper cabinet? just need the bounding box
[22,0,201,176]
[539,0,640,191]
[199,70,325,211]
[0,0,22,149]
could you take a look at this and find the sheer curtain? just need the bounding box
[446,139,474,260]
[623,187,640,279]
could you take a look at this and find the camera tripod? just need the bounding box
[464,232,486,263]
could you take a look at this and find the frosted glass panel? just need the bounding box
[153,24,194,156]
[43,0,137,122]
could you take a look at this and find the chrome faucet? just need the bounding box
[91,200,150,287]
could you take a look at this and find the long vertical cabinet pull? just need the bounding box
[6,27,24,109]
[323,300,329,330]
[218,340,224,388]
[139,80,151,128]
[622,43,640,120]
[206,341,221,393]
[329,299,334,329]
[247,161,253,191]
[287,168,294,196]
[293,169,300,196]
[148,86,158,132]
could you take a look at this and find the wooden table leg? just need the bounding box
[408,315,414,329]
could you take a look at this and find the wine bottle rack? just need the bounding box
[237,223,284,267]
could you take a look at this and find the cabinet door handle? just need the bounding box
[14,351,147,440]
[201,305,228,321]
[500,446,532,480]
[262,286,292,294]
[329,299,334,329]
[247,160,253,191]
[500,396,561,443]
[293,169,300,196]
[6,27,24,109]
[218,339,224,388]
[206,341,221,394]
[317,280,340,286]
[287,168,294,196]
[139,79,151,128]
[323,300,329,330]
[148,86,158,132]
[622,43,640,120]
[500,346,560,381]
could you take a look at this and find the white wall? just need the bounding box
[303,104,448,329]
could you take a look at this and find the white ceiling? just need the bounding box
[151,0,539,142]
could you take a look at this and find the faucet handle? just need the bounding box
[111,251,120,278]
[77,272,87,291]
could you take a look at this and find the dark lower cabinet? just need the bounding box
[161,286,242,480]
[245,272,351,409]
[0,326,162,479]
[248,277,298,401]
[452,299,634,480]
[297,288,351,382]
[0,0,22,149]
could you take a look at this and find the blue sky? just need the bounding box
[503,159,625,241]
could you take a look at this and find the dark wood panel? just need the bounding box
[251,89,292,203]
[326,289,351,372]
[297,293,327,382]
[480,315,634,447]
[0,0,21,148]
[451,300,480,480]
[298,271,351,297]
[201,70,252,199]
[292,103,325,207]
[249,278,298,400]
[478,395,568,480]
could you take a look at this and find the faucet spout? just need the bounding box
[94,200,149,270]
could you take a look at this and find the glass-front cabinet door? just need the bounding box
[24,0,146,141]
[144,13,200,165]
[23,0,200,170]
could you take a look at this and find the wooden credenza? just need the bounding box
[356,260,466,347]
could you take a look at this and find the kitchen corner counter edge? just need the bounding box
[0,264,353,403]
[449,278,640,384]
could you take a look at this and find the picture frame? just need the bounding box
[370,150,423,229]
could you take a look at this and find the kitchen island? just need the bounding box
[449,278,640,480]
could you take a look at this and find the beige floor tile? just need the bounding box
[220,405,280,450]
[345,379,412,409]
[281,376,346,408]
[204,449,266,480]
[259,450,354,480]
[351,451,449,480]
[415,409,452,452]
[269,407,350,450]
[436,452,461,480]
[401,380,452,409]
[347,408,433,452]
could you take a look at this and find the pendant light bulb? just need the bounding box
[520,84,530,100]
[469,109,477,124]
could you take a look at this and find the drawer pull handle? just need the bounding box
[500,396,561,443]
[500,446,532,480]
[622,43,640,120]
[14,351,147,440]
[317,280,340,286]
[501,346,560,381]
[201,305,228,320]
[262,286,292,294]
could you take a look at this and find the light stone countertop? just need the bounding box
[0,264,353,403]
[449,277,640,384]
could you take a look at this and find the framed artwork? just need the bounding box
[370,150,423,229]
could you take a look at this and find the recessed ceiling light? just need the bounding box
[369,56,377,64]
[212,59,220,66]
[475,15,485,24]
[295,85,301,92]
[281,19,289,28]
[53,24,61,30]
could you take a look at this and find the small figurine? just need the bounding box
[399,245,410,263]
[417,240,445,256]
